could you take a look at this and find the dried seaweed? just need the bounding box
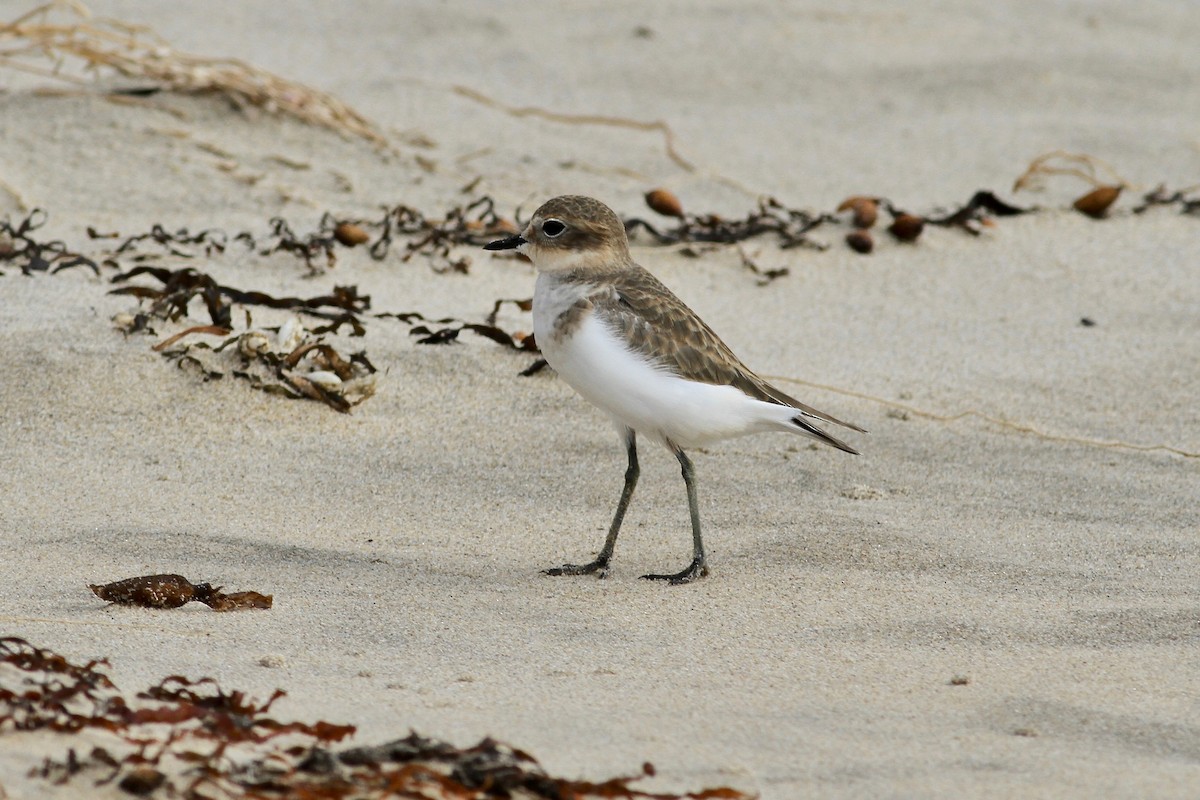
[108,260,540,398]
[375,303,540,354]
[485,297,534,325]
[520,358,550,377]
[924,190,1028,234]
[110,224,234,258]
[4,639,751,800]
[106,218,338,274]
[0,638,119,734]
[837,189,1027,244]
[5,181,1044,287]
[99,201,518,275]
[262,216,340,273]
[622,188,1034,255]
[150,324,231,351]
[116,265,370,320]
[357,196,519,272]
[736,248,788,286]
[625,195,834,250]
[1132,184,1200,216]
[0,208,100,275]
[411,322,538,352]
[100,218,308,274]
[221,324,378,413]
[110,265,370,331]
[206,591,273,611]
[89,574,273,611]
[110,267,378,412]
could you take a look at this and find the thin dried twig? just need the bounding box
[1012,150,1127,193]
[451,83,695,172]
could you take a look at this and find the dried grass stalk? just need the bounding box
[1012,150,1126,193]
[0,1,387,146]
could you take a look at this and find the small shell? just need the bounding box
[112,311,137,331]
[887,213,925,242]
[644,188,684,219]
[333,222,370,246]
[238,331,271,357]
[1073,185,1121,218]
[837,196,879,229]
[303,370,344,389]
[276,317,304,352]
[845,230,874,254]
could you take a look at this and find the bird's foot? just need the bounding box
[640,558,708,585]
[544,558,610,579]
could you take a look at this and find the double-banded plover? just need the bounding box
[486,195,863,584]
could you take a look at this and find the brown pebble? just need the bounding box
[949,675,970,686]
[888,213,925,242]
[644,188,684,219]
[333,222,370,247]
[837,196,879,229]
[1073,185,1121,218]
[118,767,166,795]
[845,229,874,254]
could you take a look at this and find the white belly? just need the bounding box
[534,280,787,449]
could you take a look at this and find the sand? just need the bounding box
[1,1,1198,797]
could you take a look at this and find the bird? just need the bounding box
[485,195,863,583]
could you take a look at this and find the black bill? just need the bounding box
[483,234,526,251]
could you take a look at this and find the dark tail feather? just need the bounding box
[792,414,860,455]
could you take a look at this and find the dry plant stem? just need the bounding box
[0,175,29,211]
[1012,150,1128,193]
[0,2,387,147]
[451,83,695,172]
[765,375,1199,459]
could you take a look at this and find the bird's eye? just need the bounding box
[541,219,566,238]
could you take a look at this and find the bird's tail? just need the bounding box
[789,414,860,454]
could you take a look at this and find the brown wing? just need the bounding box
[589,266,865,434]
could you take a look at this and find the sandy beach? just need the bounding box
[2,2,1198,797]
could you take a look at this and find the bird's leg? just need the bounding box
[641,448,709,585]
[545,429,638,579]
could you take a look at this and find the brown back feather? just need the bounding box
[581,265,865,434]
